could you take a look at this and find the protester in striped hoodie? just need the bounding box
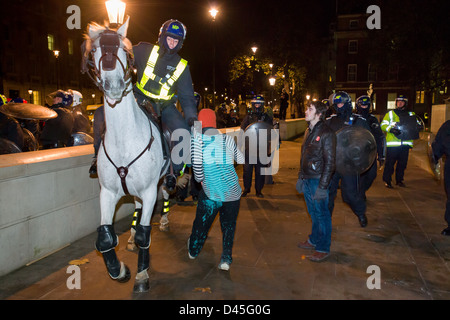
[188,108,244,271]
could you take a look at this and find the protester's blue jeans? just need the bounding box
[303,179,332,253]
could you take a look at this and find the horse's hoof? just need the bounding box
[116,263,131,283]
[133,279,149,293]
[159,224,170,232]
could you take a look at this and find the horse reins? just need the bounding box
[84,29,155,195]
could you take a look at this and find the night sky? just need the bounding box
[80,0,338,93]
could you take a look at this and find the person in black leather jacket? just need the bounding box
[326,91,370,227]
[296,100,336,262]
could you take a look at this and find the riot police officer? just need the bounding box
[326,91,370,227]
[133,19,198,191]
[240,95,273,198]
[356,95,386,197]
[0,94,24,151]
[68,89,91,134]
[40,90,74,149]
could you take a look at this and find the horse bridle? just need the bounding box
[81,29,134,107]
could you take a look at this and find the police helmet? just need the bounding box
[395,95,408,107]
[333,91,351,106]
[194,92,201,109]
[356,95,371,108]
[321,99,330,108]
[251,95,265,111]
[158,19,187,54]
[68,89,83,107]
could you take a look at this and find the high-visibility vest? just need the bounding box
[135,45,188,101]
[381,110,415,147]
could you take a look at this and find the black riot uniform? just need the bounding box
[356,95,386,197]
[431,119,450,236]
[40,91,74,149]
[326,92,370,227]
[240,95,273,198]
[0,112,24,151]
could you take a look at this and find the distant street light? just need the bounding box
[251,46,258,54]
[53,50,60,89]
[105,0,126,25]
[209,8,218,109]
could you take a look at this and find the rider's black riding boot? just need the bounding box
[89,157,97,175]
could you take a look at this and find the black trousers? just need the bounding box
[383,145,410,184]
[360,160,377,194]
[243,162,265,193]
[445,160,450,227]
[329,172,366,218]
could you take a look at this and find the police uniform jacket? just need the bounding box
[132,42,197,125]
[432,119,450,164]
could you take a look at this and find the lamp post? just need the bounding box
[105,0,126,26]
[209,8,218,109]
[53,50,60,89]
[28,89,33,104]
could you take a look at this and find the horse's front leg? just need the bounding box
[133,185,157,293]
[96,189,131,283]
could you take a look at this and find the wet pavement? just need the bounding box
[0,135,449,301]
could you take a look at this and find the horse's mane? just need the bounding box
[83,21,133,57]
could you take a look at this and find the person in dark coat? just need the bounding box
[240,95,273,198]
[431,120,450,236]
[0,95,24,151]
[296,101,336,262]
[326,91,371,227]
[40,90,74,149]
[355,95,386,198]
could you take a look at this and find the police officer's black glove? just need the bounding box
[390,128,402,137]
[313,187,328,200]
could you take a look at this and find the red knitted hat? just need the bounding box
[198,108,216,128]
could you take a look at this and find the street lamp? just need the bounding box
[53,50,60,89]
[28,89,33,104]
[105,0,126,25]
[209,8,218,109]
[251,46,258,54]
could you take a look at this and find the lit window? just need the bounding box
[388,93,397,110]
[47,34,54,51]
[68,39,73,55]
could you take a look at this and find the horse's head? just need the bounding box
[81,17,134,107]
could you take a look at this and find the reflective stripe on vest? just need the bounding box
[136,45,188,100]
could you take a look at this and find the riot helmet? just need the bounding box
[68,89,83,107]
[395,95,408,109]
[251,95,265,114]
[158,19,187,54]
[356,95,371,116]
[333,91,352,118]
[46,90,73,108]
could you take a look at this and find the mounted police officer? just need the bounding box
[381,95,422,188]
[356,95,386,198]
[133,19,198,192]
[240,95,273,198]
[326,91,370,227]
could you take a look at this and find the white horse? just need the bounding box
[82,17,165,292]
